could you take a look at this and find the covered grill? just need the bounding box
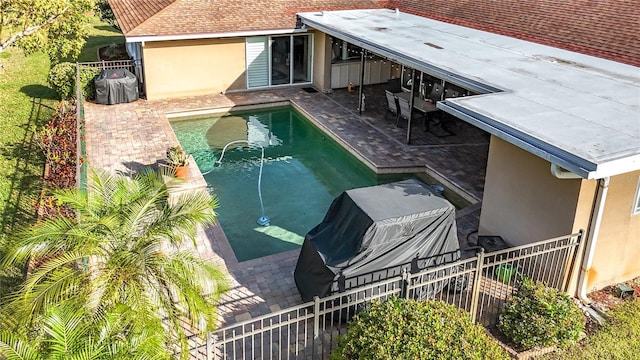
[94,68,139,105]
[294,179,460,301]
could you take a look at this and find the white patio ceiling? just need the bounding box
[298,9,640,179]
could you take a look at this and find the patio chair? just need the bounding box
[397,95,411,126]
[424,84,456,137]
[385,90,400,125]
[429,83,444,103]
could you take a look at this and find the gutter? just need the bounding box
[548,165,609,323]
[125,28,307,43]
[577,176,610,305]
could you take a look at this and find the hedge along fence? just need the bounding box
[49,62,101,100]
[49,60,136,101]
[330,297,511,360]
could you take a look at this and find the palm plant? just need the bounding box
[0,302,169,360]
[1,167,229,359]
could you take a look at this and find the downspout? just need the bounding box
[577,176,610,304]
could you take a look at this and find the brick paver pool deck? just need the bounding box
[84,86,488,327]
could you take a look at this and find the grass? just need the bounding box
[0,48,57,237]
[0,17,124,240]
[543,298,640,359]
[72,17,125,63]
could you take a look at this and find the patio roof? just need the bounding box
[299,9,640,179]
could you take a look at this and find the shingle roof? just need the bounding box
[109,0,390,37]
[108,0,176,34]
[398,0,640,67]
[108,0,640,66]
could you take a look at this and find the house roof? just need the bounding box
[108,0,640,67]
[397,0,640,68]
[108,0,389,38]
[299,9,640,179]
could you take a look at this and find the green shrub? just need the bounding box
[498,279,585,350]
[48,62,100,100]
[331,297,510,360]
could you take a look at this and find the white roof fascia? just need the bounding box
[438,101,596,178]
[126,28,306,43]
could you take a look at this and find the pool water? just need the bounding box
[171,106,412,262]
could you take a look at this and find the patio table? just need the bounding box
[395,92,454,137]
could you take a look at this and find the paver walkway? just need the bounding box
[83,86,488,327]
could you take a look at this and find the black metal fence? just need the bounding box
[189,231,583,359]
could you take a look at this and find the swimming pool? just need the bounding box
[171,106,412,261]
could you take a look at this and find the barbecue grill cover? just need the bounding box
[294,179,460,301]
[94,69,139,105]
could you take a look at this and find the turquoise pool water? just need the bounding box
[171,106,411,262]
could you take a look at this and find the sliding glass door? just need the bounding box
[247,34,312,88]
[292,35,311,83]
[271,36,291,85]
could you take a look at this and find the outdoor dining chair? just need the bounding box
[385,90,401,125]
[397,96,411,126]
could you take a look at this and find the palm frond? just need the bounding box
[0,331,41,360]
[43,304,88,355]
[9,268,81,322]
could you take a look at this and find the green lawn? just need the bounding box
[0,48,56,237]
[0,18,124,240]
[73,18,126,63]
[543,299,640,359]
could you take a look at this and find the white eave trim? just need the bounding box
[125,28,306,43]
[439,101,640,180]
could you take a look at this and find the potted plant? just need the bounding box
[166,145,189,178]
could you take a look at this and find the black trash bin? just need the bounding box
[94,69,139,105]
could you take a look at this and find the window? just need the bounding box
[633,177,640,215]
[247,34,312,88]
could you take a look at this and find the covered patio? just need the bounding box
[300,9,639,180]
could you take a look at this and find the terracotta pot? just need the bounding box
[174,165,189,179]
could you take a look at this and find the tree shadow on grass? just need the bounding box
[0,97,55,236]
[94,25,122,33]
[20,84,59,101]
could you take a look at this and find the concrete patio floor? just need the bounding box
[83,85,489,327]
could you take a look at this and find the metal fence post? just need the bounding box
[402,268,410,299]
[206,331,213,360]
[563,229,585,293]
[469,248,485,323]
[312,296,320,360]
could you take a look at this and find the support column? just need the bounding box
[405,69,416,144]
[358,49,366,114]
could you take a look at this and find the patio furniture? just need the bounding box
[396,92,438,128]
[423,83,458,137]
[397,95,411,126]
[429,82,445,102]
[384,90,400,124]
